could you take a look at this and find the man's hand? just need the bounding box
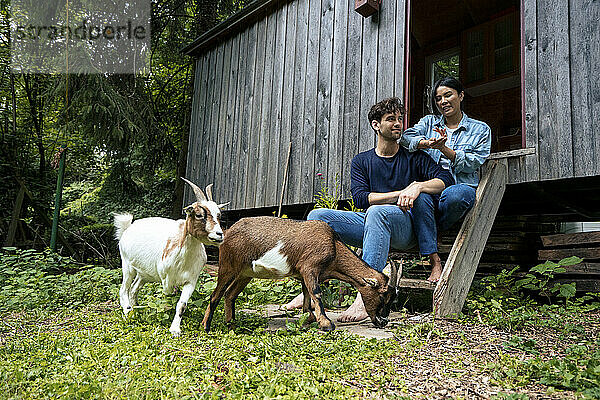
[396,182,422,211]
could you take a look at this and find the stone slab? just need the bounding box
[241,304,430,340]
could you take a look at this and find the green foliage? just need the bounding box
[392,321,445,348]
[515,256,581,301]
[502,335,539,355]
[488,341,600,399]
[314,172,341,210]
[464,257,595,332]
[465,266,537,331]
[0,248,120,312]
[1,248,600,398]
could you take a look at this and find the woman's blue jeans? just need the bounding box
[411,184,476,255]
[307,184,476,272]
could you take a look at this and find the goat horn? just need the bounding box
[205,184,214,202]
[388,259,398,288]
[181,177,207,202]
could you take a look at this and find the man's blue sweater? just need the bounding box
[350,147,455,210]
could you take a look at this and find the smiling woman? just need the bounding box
[399,76,492,283]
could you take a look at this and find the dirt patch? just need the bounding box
[250,305,599,398]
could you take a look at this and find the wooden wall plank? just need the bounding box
[376,0,396,100]
[288,0,309,204]
[203,50,218,190]
[522,0,540,183]
[299,0,321,204]
[327,0,348,200]
[245,19,267,208]
[394,0,406,99]
[222,35,241,203]
[255,12,277,207]
[507,156,526,184]
[184,54,206,204]
[215,39,233,204]
[195,53,211,201]
[358,12,378,154]
[227,30,247,207]
[541,231,600,247]
[206,44,225,195]
[279,1,297,206]
[229,28,247,207]
[266,6,288,207]
[236,25,257,208]
[341,7,363,198]
[569,0,600,178]
[536,0,573,181]
[314,0,334,196]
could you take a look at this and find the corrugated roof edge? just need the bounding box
[181,0,292,56]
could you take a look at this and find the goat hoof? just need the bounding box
[170,329,182,337]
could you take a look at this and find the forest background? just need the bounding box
[0,0,252,263]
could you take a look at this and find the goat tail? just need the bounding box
[113,213,133,241]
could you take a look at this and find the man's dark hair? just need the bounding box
[368,97,404,126]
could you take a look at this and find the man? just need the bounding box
[283,97,454,322]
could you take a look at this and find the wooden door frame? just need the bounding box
[403,0,526,150]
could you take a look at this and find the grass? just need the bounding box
[1,249,599,399]
[1,305,404,399]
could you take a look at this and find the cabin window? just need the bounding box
[406,0,523,153]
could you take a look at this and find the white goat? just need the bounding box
[114,178,228,337]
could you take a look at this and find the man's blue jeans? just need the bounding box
[411,184,476,255]
[307,184,475,272]
[307,206,416,273]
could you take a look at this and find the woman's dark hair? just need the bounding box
[431,77,464,115]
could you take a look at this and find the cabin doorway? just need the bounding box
[405,0,523,152]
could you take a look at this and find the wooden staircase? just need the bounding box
[433,159,508,316]
[391,159,509,317]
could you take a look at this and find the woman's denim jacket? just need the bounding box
[399,113,491,187]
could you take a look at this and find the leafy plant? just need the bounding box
[515,256,581,302]
[0,248,120,312]
[314,172,341,210]
[488,341,600,398]
[502,335,539,355]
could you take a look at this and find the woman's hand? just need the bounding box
[430,127,448,150]
[418,139,436,149]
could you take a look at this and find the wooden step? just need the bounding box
[397,278,436,290]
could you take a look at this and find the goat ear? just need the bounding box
[205,184,214,202]
[362,277,380,288]
[217,202,230,209]
[183,205,194,215]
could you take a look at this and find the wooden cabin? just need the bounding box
[183,0,599,216]
[183,0,600,314]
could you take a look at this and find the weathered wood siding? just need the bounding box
[511,0,600,184]
[188,0,600,208]
[186,0,407,209]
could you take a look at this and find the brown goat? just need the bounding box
[202,216,399,332]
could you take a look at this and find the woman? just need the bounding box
[400,76,491,282]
